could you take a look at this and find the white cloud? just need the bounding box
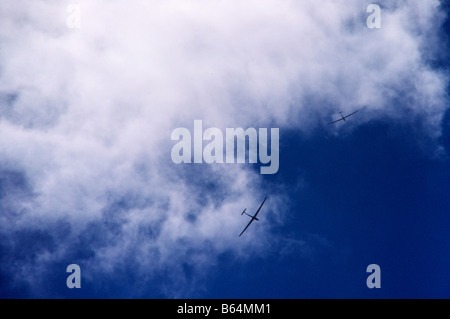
[0,0,447,296]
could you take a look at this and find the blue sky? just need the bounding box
[225,119,450,298]
[0,0,449,298]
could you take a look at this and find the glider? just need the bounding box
[328,110,359,125]
[239,197,267,237]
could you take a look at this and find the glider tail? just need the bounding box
[241,209,259,221]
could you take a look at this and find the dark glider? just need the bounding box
[328,110,359,125]
[239,197,267,237]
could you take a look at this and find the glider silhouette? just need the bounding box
[239,197,267,237]
[328,110,359,125]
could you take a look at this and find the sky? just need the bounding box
[0,0,449,298]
